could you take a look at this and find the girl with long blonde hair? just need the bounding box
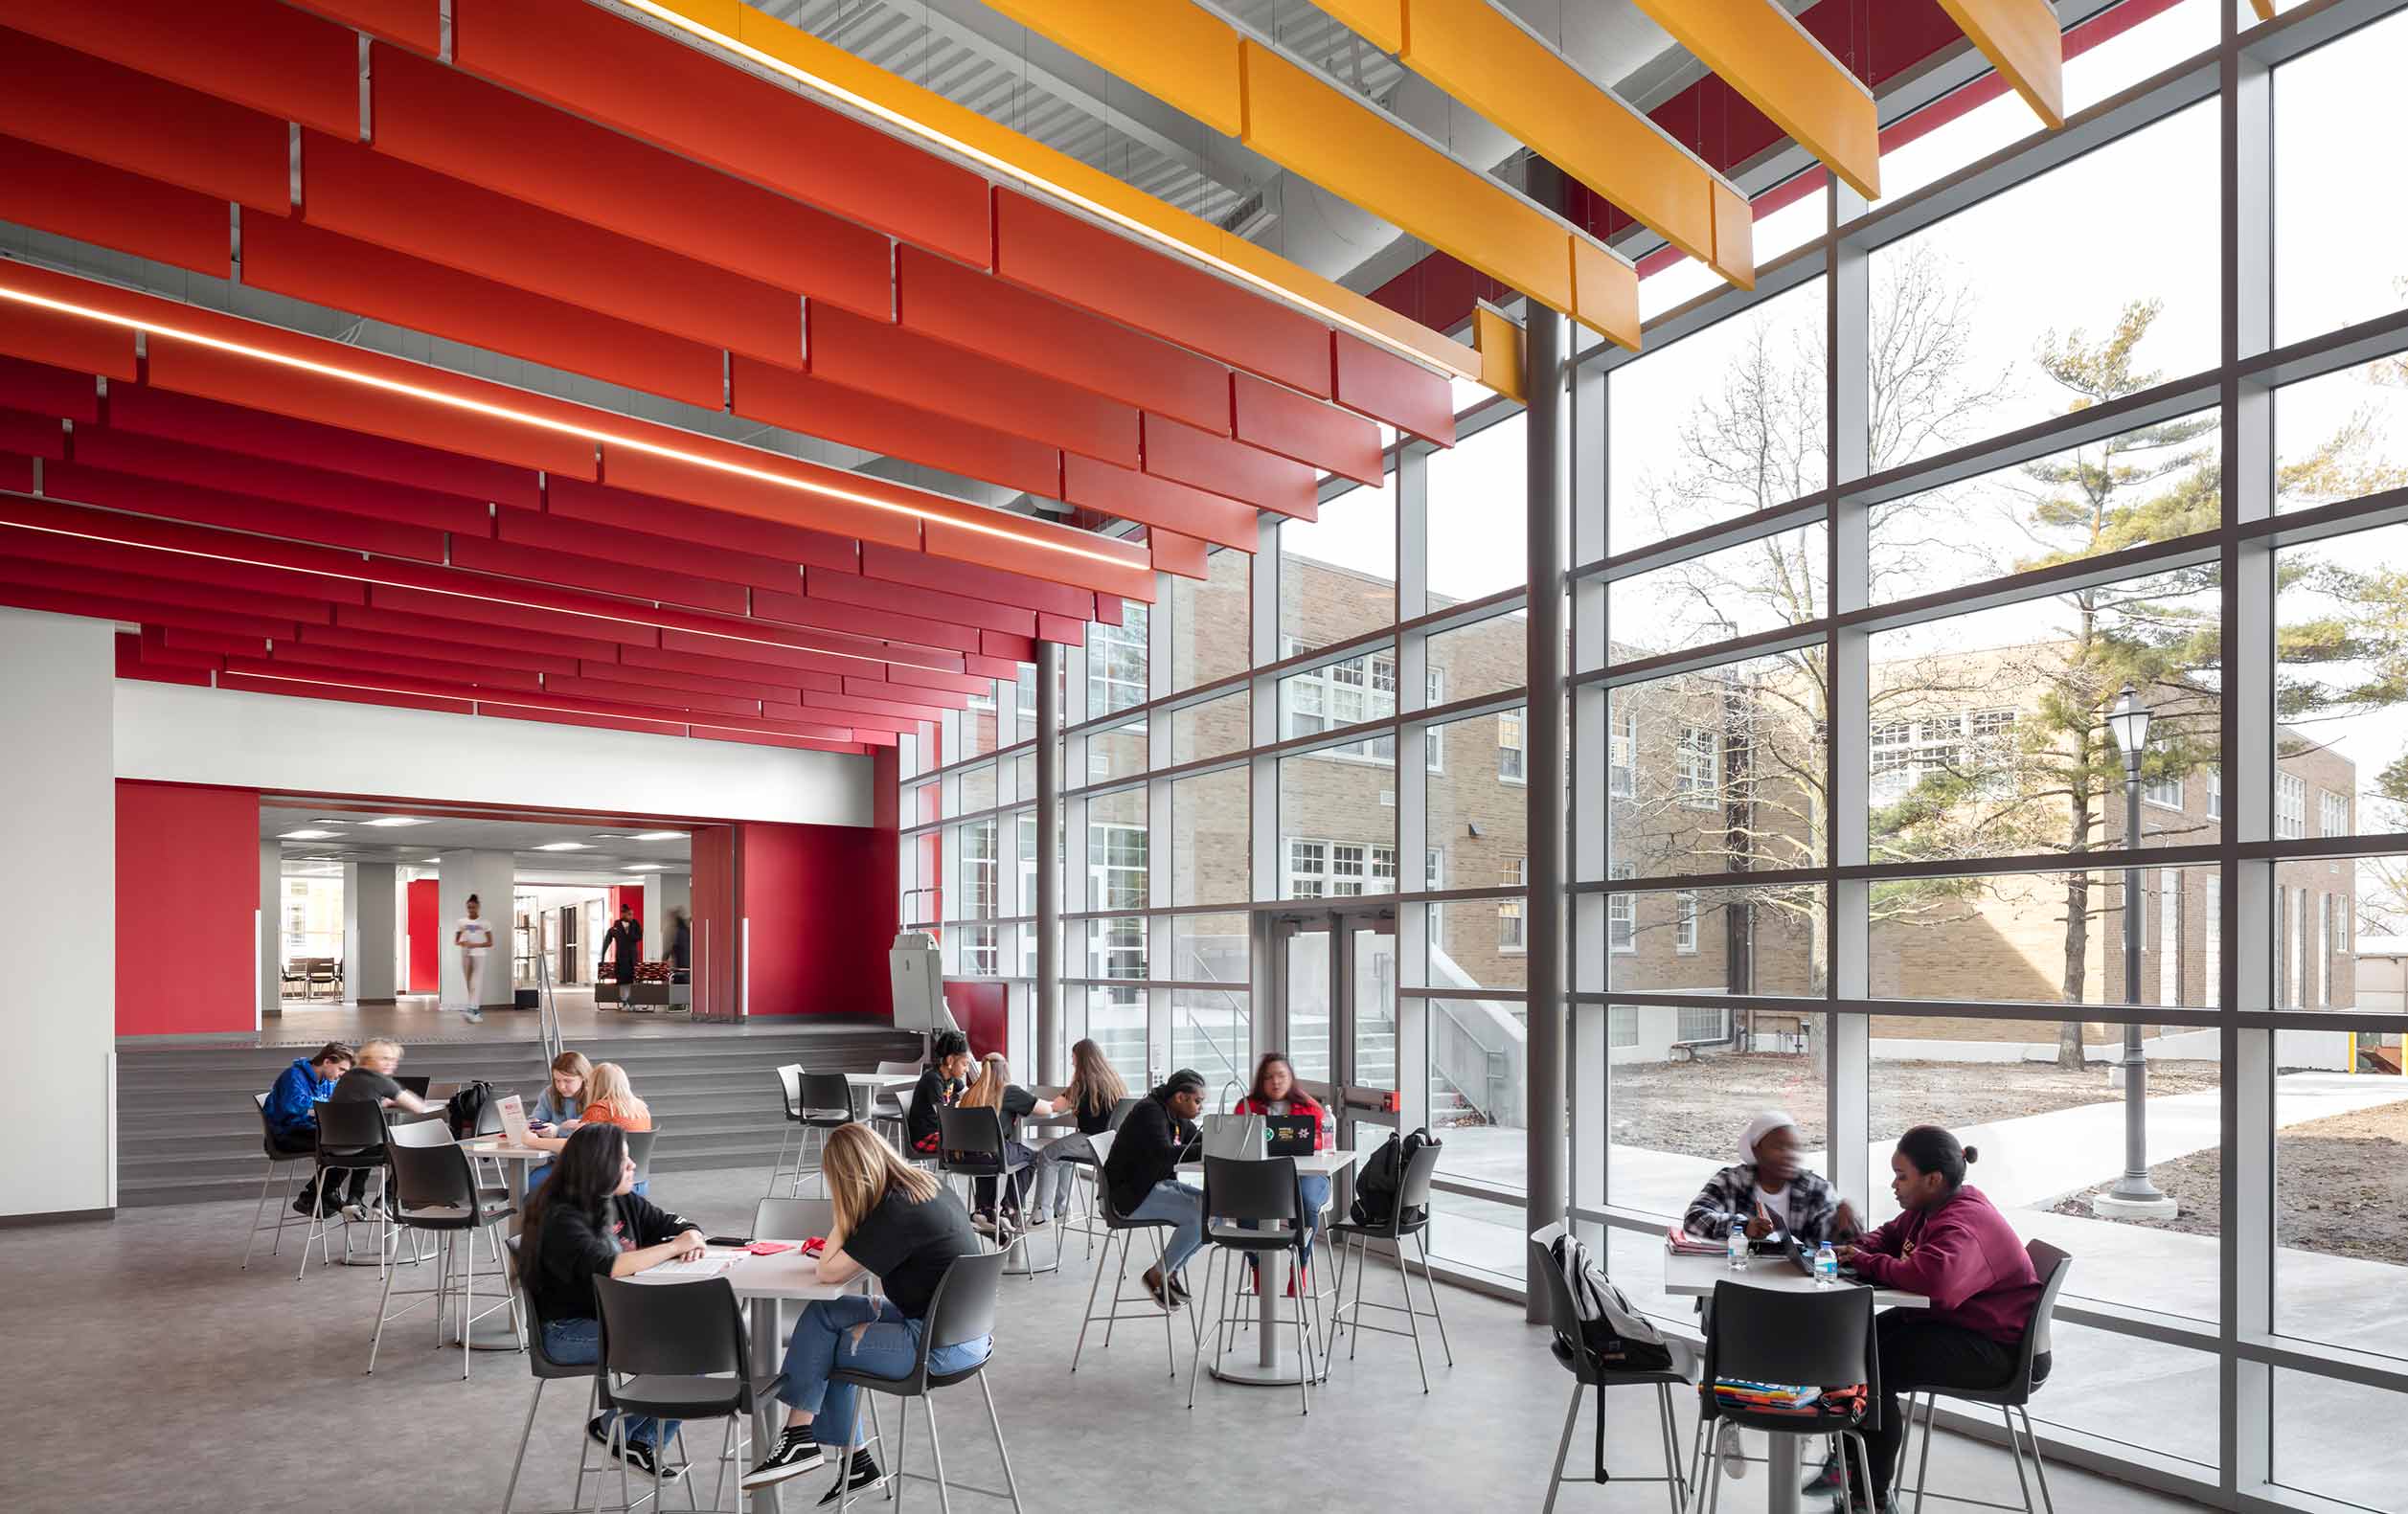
[955,1052,1067,1229]
[743,1122,988,1499]
[1021,1037,1127,1227]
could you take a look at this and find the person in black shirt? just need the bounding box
[321,1038,436,1219]
[954,1051,1068,1229]
[599,903,643,984]
[1102,1069,1207,1312]
[743,1123,989,1502]
[903,1030,972,1156]
[524,1123,707,1482]
[1022,1037,1126,1226]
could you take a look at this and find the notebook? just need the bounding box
[495,1092,533,1148]
[1199,1113,1265,1161]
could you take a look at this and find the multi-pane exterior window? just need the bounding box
[1087,611,1147,718]
[2277,773,2307,839]
[1499,857,1527,953]
[1609,707,1636,796]
[2144,774,2184,809]
[2320,790,2349,838]
[1674,892,1698,955]
[1673,726,1717,807]
[1286,839,1396,898]
[1497,711,1526,782]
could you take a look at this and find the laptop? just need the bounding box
[1262,1114,1316,1155]
[394,1074,432,1098]
[1199,1113,1265,1162]
[494,1092,533,1148]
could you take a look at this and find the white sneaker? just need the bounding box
[462,1006,485,1024]
[1717,1422,1748,1480]
[340,1203,370,1224]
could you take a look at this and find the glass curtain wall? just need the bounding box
[899,5,2408,1504]
[1568,5,2408,1510]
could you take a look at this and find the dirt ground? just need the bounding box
[2054,1098,2408,1265]
[1605,1051,2225,1164]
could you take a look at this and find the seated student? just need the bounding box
[742,1123,990,1503]
[525,1123,708,1483]
[326,1038,438,1221]
[1834,1126,2043,1514]
[904,1030,972,1158]
[1101,1069,1207,1312]
[953,1051,1066,1230]
[530,1051,592,1132]
[526,1060,653,1196]
[1021,1038,1126,1227]
[1231,1051,1331,1286]
[263,1042,354,1217]
[1684,1110,1857,1246]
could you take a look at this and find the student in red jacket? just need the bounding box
[1231,1051,1330,1285]
[1835,1126,2043,1512]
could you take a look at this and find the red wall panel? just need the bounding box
[597,444,919,554]
[806,302,1138,468]
[943,980,1010,1060]
[803,563,1036,639]
[243,214,728,410]
[738,821,898,1019]
[115,780,261,1035]
[992,190,1332,399]
[334,603,628,664]
[1231,371,1384,486]
[0,554,335,626]
[896,244,1232,435]
[920,515,1154,606]
[689,823,736,1020]
[578,656,796,706]
[452,0,990,268]
[0,519,363,607]
[1,0,359,138]
[1142,413,1317,520]
[620,642,837,696]
[370,43,893,319]
[297,0,441,56]
[0,353,99,421]
[858,543,1094,621]
[119,633,214,686]
[1149,527,1208,579]
[105,386,541,508]
[545,476,857,575]
[0,409,64,460]
[751,585,982,656]
[729,357,1062,502]
[0,286,139,379]
[1059,453,1259,554]
[40,460,448,562]
[407,877,440,993]
[265,641,544,691]
[300,130,801,368]
[71,427,491,536]
[0,28,290,210]
[297,621,578,677]
[216,669,472,716]
[368,583,658,647]
[0,134,232,277]
[546,673,760,719]
[448,533,748,617]
[0,580,294,642]
[1333,331,1455,447]
[500,508,799,596]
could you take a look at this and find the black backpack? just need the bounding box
[1349,1126,1437,1229]
[446,1079,498,1139]
[1545,1231,1675,1374]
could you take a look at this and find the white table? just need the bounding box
[632,1242,856,1514]
[1662,1248,1927,1514]
[1176,1148,1362,1387]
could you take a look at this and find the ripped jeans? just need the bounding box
[770,1294,991,1450]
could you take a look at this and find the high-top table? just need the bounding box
[1663,1246,1928,1514]
[1175,1148,1363,1386]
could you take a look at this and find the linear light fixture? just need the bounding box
[279,828,339,839]
[619,0,1485,385]
[358,817,434,826]
[0,282,1141,574]
[627,830,688,840]
[533,841,592,851]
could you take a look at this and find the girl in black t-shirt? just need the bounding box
[903,1031,971,1155]
[1021,1037,1126,1226]
[955,1051,1067,1229]
[741,1123,989,1502]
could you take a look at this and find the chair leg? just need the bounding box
[1291,1253,1311,1417]
[1540,1378,1582,1514]
[462,1233,475,1379]
[2002,1406,2037,1514]
[1397,1240,1431,1393]
[977,1374,1024,1514]
[1655,1384,1685,1513]
[366,1233,401,1374]
[1414,1232,1455,1367]
[1153,1232,1176,1378]
[767,1125,793,1196]
[501,1378,544,1512]
[240,1159,275,1269]
[1913,1390,1937,1514]
[1070,1230,1108,1371]
[2018,1406,2057,1514]
[921,1394,952,1514]
[1347,1236,1369,1364]
[295,1168,327,1281]
[1185,1247,1216,1410]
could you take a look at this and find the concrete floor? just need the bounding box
[0,1166,2214,1514]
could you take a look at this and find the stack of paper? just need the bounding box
[1665,1226,1724,1255]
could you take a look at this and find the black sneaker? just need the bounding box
[816,1449,884,1505]
[618,1438,684,1482]
[587,1415,612,1452]
[742,1426,826,1489]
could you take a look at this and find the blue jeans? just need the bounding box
[1239,1173,1330,1269]
[1025,1133,1095,1217]
[542,1318,678,1451]
[773,1294,991,1449]
[1130,1180,1205,1277]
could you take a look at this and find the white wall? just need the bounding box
[1,609,116,1218]
[439,850,517,1008]
[115,681,874,826]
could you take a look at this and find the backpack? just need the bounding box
[1348,1126,1437,1229]
[1546,1231,1675,1374]
[446,1079,498,1139]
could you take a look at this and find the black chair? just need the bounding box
[1327,1138,1455,1390]
[1070,1173,1197,1379]
[369,1135,523,1379]
[1696,1277,1880,1513]
[1894,1240,2071,1514]
[828,1250,1023,1514]
[498,1236,612,1514]
[1188,1154,1321,1415]
[297,1097,390,1279]
[594,1274,758,1513]
[625,1128,659,1191]
[870,1059,919,1145]
[1106,1096,1142,1131]
[1529,1224,1692,1514]
[938,1106,1053,1277]
[770,1068,853,1195]
[239,1093,316,1270]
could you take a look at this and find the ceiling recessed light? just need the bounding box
[628,831,689,841]
[279,829,339,840]
[358,817,433,827]
[625,863,665,871]
[533,842,592,851]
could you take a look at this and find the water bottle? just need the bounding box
[1726,1223,1749,1272]
[1814,1241,1839,1288]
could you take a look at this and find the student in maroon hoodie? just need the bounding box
[1835,1125,2043,1512]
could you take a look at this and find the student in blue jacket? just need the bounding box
[263,1043,357,1216]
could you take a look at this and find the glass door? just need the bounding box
[1269,908,1397,1138]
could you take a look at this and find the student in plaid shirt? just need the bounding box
[1683,1109,1859,1245]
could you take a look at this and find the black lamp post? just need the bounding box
[2096,686,2177,1217]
